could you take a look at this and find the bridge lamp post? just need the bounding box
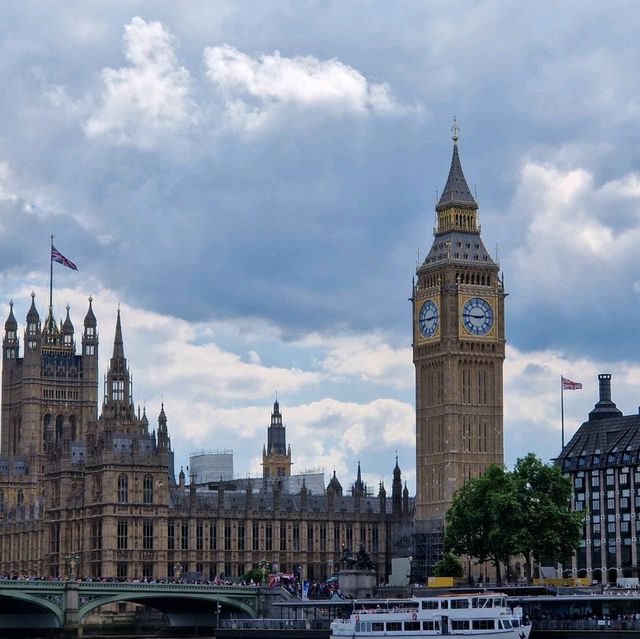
[216,601,221,629]
[258,561,268,586]
[65,553,80,581]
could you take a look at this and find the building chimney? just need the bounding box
[589,373,623,421]
[598,374,612,403]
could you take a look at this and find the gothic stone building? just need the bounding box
[0,295,411,582]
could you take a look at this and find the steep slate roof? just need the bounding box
[556,376,639,472]
[556,414,640,472]
[437,142,478,210]
[423,231,494,267]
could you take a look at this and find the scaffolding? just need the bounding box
[412,518,444,581]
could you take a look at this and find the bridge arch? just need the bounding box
[78,591,256,624]
[0,590,64,627]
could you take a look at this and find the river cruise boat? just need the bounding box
[330,592,531,638]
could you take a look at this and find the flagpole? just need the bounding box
[49,235,54,313]
[561,376,565,450]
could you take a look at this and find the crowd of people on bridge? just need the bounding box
[0,573,261,586]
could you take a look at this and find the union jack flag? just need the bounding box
[562,376,582,390]
[51,245,78,271]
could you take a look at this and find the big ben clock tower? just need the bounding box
[413,121,505,525]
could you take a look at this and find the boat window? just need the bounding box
[503,619,513,629]
[422,600,439,609]
[476,597,488,608]
[452,620,470,630]
[404,622,420,631]
[472,620,495,630]
[440,600,448,609]
[386,622,402,631]
[512,618,520,627]
[371,622,384,631]
[423,621,438,631]
[451,599,470,609]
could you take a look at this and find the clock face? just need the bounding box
[462,297,494,336]
[418,300,439,338]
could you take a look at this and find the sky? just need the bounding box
[2,1,640,494]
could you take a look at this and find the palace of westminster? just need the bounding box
[3,127,629,584]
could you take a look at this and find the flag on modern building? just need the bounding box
[562,376,582,390]
[51,245,78,271]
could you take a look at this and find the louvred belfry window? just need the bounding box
[112,379,125,401]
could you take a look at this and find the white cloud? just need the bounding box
[299,332,413,390]
[0,163,18,203]
[508,160,640,305]
[203,45,416,132]
[85,16,197,147]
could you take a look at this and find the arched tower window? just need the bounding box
[93,475,102,503]
[118,474,128,503]
[17,490,23,506]
[42,413,51,441]
[143,474,153,504]
[0,490,4,513]
[55,415,63,442]
[69,415,77,441]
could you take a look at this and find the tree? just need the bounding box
[444,464,521,585]
[434,552,464,578]
[444,455,584,586]
[512,453,584,582]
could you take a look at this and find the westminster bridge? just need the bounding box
[0,579,265,635]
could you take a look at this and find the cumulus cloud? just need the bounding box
[508,160,640,308]
[0,163,18,203]
[85,16,197,147]
[299,333,413,390]
[203,45,415,132]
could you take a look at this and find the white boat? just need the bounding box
[330,592,531,638]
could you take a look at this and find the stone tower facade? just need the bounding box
[1,295,99,479]
[412,125,505,523]
[262,399,292,478]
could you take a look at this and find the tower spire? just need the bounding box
[436,120,477,212]
[112,305,124,360]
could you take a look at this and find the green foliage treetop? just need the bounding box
[434,552,464,578]
[444,453,584,584]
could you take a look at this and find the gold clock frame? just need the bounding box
[458,294,497,340]
[415,295,441,343]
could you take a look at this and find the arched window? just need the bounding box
[43,414,51,443]
[55,415,63,442]
[0,490,4,513]
[93,475,102,503]
[143,474,153,504]
[17,490,24,506]
[69,415,77,441]
[118,474,128,503]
